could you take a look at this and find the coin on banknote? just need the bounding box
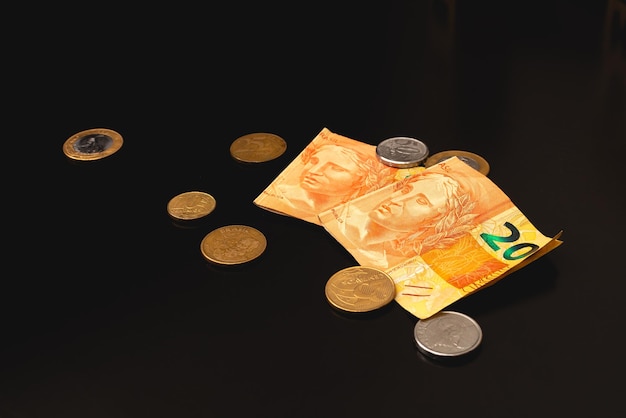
[413,311,483,359]
[425,150,490,175]
[200,225,267,265]
[63,128,123,161]
[230,132,287,163]
[167,191,216,221]
[325,266,396,313]
[376,136,429,168]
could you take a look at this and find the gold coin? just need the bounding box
[63,128,123,161]
[325,266,396,313]
[167,191,216,221]
[229,132,287,163]
[424,150,490,175]
[200,225,267,265]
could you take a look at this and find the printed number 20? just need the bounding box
[480,222,539,261]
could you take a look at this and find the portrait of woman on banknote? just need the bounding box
[319,157,513,269]
[254,128,396,225]
[277,144,388,216]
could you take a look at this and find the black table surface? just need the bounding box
[4,1,626,417]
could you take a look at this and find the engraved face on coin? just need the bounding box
[230,132,287,163]
[63,128,123,161]
[167,191,216,221]
[325,266,396,313]
[414,311,483,359]
[376,136,429,168]
[200,225,267,265]
[425,150,490,176]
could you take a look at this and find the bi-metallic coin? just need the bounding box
[413,311,483,359]
[167,191,216,221]
[200,225,267,265]
[230,132,287,163]
[376,136,429,168]
[325,266,396,313]
[63,128,123,161]
[425,150,490,176]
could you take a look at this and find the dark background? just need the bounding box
[3,0,625,417]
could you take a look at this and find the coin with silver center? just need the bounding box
[376,136,429,168]
[414,311,483,358]
[63,128,123,161]
[425,150,490,176]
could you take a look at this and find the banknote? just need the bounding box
[253,127,424,225]
[318,156,563,319]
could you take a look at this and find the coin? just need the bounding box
[413,311,483,359]
[230,132,287,163]
[325,266,396,313]
[200,225,267,265]
[425,150,490,175]
[167,191,216,221]
[63,128,123,161]
[376,136,429,168]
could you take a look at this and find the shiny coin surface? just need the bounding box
[63,128,123,161]
[230,132,287,163]
[376,136,429,168]
[414,311,483,358]
[425,150,490,175]
[325,266,396,313]
[200,225,267,265]
[167,191,216,221]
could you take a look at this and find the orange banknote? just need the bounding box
[318,156,563,318]
[253,127,423,225]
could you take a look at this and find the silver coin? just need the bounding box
[414,311,482,358]
[376,136,429,168]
